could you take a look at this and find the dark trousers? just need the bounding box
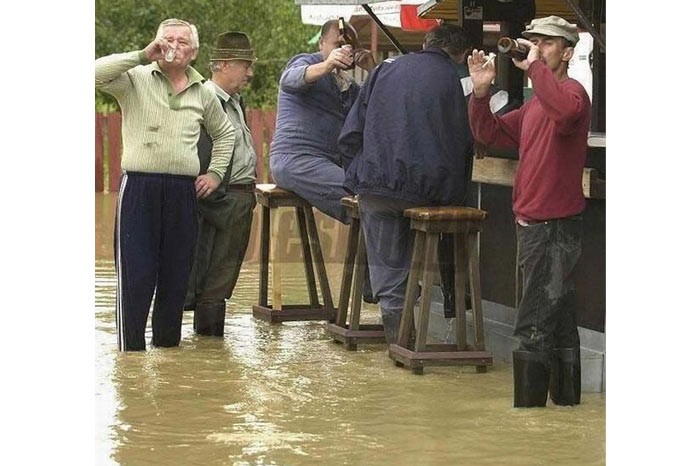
[513,216,582,353]
[185,191,256,306]
[114,172,198,351]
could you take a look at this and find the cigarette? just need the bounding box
[481,53,495,68]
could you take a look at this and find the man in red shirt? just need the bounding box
[468,16,591,407]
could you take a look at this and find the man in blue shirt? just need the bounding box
[269,20,375,224]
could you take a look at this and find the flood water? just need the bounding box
[95,193,605,465]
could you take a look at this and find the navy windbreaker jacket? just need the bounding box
[338,47,473,206]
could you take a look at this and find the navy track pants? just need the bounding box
[114,172,198,351]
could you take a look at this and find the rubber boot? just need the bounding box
[549,347,581,406]
[512,350,550,408]
[194,302,226,336]
[362,274,379,304]
[381,312,401,345]
[438,235,471,319]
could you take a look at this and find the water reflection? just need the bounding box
[95,193,605,465]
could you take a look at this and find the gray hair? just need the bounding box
[424,23,470,59]
[156,18,199,50]
[209,61,225,72]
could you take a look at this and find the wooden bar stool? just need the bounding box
[389,206,494,374]
[252,184,335,323]
[326,196,385,350]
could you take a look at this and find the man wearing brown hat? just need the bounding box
[184,31,259,336]
[468,16,591,408]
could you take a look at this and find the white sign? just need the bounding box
[300,0,424,27]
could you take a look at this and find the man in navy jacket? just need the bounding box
[338,24,474,343]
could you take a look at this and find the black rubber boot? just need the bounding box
[438,235,471,319]
[194,302,226,336]
[549,347,581,406]
[362,274,379,304]
[381,312,401,345]
[183,301,196,312]
[512,350,550,408]
[440,286,472,319]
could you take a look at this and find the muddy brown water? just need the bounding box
[95,193,605,465]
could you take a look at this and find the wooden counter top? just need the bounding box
[472,156,605,199]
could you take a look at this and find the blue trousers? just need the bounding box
[114,172,198,351]
[513,216,583,353]
[270,153,351,224]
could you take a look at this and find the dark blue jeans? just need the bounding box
[513,216,582,353]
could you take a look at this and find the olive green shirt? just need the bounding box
[204,81,257,184]
[95,51,234,180]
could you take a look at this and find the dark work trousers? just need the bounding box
[114,172,198,351]
[513,216,583,353]
[185,190,256,307]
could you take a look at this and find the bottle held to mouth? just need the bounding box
[338,17,355,70]
[497,37,529,60]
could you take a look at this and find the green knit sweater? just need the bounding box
[95,51,234,180]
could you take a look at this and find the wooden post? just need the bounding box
[271,206,283,310]
[107,113,122,193]
[95,114,104,193]
[371,21,378,61]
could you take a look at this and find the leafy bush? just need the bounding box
[95,0,319,111]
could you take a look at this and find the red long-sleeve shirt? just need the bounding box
[469,60,591,222]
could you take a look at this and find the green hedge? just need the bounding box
[95,0,319,111]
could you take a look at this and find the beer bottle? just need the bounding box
[337,17,355,70]
[497,37,530,60]
[338,17,352,46]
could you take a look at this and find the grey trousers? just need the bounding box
[357,194,426,318]
[270,152,351,224]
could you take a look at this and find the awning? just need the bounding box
[415,0,604,51]
[295,0,440,53]
[417,0,456,20]
[417,0,586,24]
[298,1,438,31]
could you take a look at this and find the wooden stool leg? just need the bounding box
[415,233,438,353]
[258,204,270,307]
[304,206,334,315]
[453,231,468,351]
[398,231,425,349]
[336,217,359,326]
[271,206,283,311]
[348,228,367,331]
[467,231,486,351]
[296,207,320,308]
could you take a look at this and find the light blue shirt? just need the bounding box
[269,52,360,166]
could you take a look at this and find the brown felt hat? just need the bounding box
[210,31,257,61]
[522,16,579,46]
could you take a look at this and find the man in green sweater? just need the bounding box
[95,18,235,351]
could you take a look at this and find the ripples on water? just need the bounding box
[95,195,605,466]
